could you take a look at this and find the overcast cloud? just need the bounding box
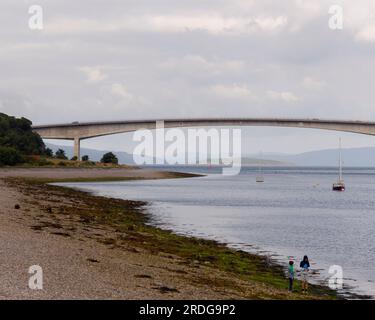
[1,0,375,153]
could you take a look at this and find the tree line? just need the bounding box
[51,148,119,164]
[0,113,46,165]
[0,113,119,166]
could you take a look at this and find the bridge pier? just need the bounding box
[74,137,81,161]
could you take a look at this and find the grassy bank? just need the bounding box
[6,175,340,300]
[11,157,134,168]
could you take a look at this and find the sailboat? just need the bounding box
[332,138,345,191]
[256,152,265,183]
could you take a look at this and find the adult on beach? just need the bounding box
[300,255,310,294]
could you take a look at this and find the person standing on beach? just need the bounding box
[300,255,310,294]
[288,260,295,292]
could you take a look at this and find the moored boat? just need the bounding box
[256,152,264,183]
[333,138,345,192]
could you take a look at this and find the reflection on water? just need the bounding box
[57,167,375,298]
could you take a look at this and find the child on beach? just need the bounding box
[300,255,310,294]
[288,260,295,292]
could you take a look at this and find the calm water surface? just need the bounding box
[58,167,375,298]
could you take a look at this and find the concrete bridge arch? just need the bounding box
[32,118,375,160]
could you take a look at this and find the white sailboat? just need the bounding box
[332,138,345,191]
[256,152,265,183]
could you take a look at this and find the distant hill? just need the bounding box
[46,143,291,166]
[46,143,137,164]
[240,157,292,166]
[257,147,375,167]
[47,143,375,167]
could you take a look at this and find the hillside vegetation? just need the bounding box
[0,113,46,166]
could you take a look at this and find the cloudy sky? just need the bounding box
[1,0,375,154]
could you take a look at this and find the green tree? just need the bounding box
[0,113,45,155]
[0,147,24,166]
[55,149,67,160]
[100,152,118,164]
[45,148,53,157]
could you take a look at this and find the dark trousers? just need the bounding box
[289,278,294,291]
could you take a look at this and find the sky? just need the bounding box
[1,0,375,154]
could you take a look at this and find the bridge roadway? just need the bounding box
[32,118,375,160]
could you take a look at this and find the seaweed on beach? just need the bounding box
[4,176,343,300]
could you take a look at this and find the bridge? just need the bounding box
[32,118,375,160]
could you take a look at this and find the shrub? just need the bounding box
[100,152,118,164]
[55,149,67,160]
[45,148,53,157]
[82,155,89,161]
[0,147,24,166]
[36,159,54,166]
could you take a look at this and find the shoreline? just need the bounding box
[0,167,346,299]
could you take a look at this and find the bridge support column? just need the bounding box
[74,137,81,161]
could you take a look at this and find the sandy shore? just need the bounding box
[0,167,334,299]
[0,167,192,180]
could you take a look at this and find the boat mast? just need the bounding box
[339,138,343,182]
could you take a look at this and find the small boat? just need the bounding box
[332,181,345,191]
[256,152,265,183]
[333,138,345,191]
